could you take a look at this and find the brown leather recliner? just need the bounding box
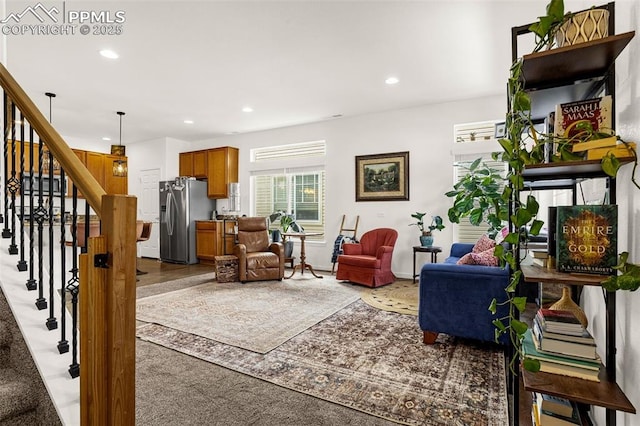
[233,217,285,283]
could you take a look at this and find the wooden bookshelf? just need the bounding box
[521,265,607,286]
[520,32,635,90]
[522,368,635,414]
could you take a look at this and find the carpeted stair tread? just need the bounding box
[0,368,37,423]
[0,322,11,377]
[0,322,9,348]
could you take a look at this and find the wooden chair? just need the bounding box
[136,221,152,275]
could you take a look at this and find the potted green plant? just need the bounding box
[410,212,444,247]
[269,211,302,258]
[445,158,509,238]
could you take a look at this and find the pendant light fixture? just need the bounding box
[112,111,127,177]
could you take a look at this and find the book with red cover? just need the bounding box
[536,309,585,335]
[554,95,612,139]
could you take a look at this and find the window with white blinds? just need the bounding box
[250,141,326,238]
[453,120,508,243]
[453,157,508,243]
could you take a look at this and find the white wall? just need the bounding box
[186,94,506,278]
[581,2,640,425]
[126,136,190,199]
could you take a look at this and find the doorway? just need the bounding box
[139,168,160,259]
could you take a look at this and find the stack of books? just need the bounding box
[571,137,636,161]
[529,249,548,267]
[531,392,582,426]
[523,309,601,382]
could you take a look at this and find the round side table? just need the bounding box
[413,246,442,283]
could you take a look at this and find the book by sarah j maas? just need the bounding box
[556,205,617,275]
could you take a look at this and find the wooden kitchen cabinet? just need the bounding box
[179,150,208,178]
[67,149,86,197]
[73,150,128,197]
[104,154,128,195]
[179,152,193,177]
[207,147,239,198]
[193,150,208,178]
[179,146,239,199]
[6,140,41,178]
[85,151,105,189]
[195,220,234,264]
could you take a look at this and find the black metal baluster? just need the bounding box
[0,90,4,226]
[34,137,47,310]
[83,202,90,254]
[7,101,18,253]
[17,112,27,270]
[46,148,57,330]
[66,185,79,375]
[2,93,12,238]
[26,127,36,290]
[58,167,69,354]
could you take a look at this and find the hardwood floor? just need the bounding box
[136,257,213,287]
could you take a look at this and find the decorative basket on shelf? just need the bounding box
[555,9,609,48]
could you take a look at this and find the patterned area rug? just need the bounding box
[137,275,360,354]
[137,300,508,425]
[360,280,419,315]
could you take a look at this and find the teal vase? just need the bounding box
[420,235,434,247]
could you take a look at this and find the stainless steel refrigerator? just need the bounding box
[159,177,215,264]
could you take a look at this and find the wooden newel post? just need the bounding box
[80,194,137,425]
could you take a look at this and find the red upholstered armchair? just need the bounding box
[336,228,398,287]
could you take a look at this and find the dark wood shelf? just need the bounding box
[522,159,634,190]
[522,368,636,414]
[521,32,635,90]
[523,159,633,180]
[522,265,607,286]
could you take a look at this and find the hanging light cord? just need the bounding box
[45,92,56,123]
[117,111,125,146]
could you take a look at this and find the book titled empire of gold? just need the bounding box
[556,205,617,275]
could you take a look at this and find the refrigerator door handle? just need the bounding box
[166,191,174,236]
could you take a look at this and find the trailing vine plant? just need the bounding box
[485,0,640,374]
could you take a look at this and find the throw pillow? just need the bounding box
[471,248,499,266]
[473,234,496,253]
[456,252,475,265]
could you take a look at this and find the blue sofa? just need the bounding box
[418,243,510,345]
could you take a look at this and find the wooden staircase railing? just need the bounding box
[0,62,136,425]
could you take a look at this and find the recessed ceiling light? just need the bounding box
[184,120,194,124]
[102,137,111,141]
[100,49,119,59]
[385,76,399,85]
[242,107,253,113]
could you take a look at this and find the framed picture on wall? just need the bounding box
[355,151,409,201]
[494,122,506,139]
